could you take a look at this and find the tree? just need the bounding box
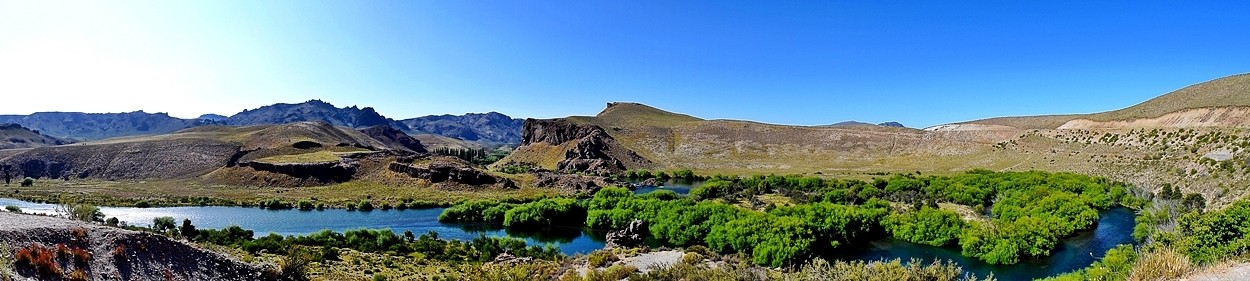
[181,219,198,240]
[58,203,103,222]
[153,216,177,234]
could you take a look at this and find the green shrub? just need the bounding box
[19,177,33,187]
[882,207,965,246]
[587,250,618,268]
[4,205,20,213]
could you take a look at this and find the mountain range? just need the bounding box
[0,100,525,148]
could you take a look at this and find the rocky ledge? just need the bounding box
[388,157,508,187]
[0,211,272,281]
[238,160,358,183]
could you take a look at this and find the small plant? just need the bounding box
[587,250,618,268]
[68,269,89,281]
[3,205,19,213]
[13,244,61,278]
[70,247,92,264]
[112,244,126,258]
[19,177,33,187]
[71,227,89,242]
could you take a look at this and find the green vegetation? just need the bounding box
[4,205,19,213]
[184,221,561,263]
[255,151,343,164]
[443,170,1132,267]
[57,203,103,222]
[433,147,511,165]
[883,207,964,246]
[20,177,33,187]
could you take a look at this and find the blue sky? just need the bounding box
[1,1,1248,127]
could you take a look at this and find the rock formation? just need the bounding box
[605,220,648,249]
[239,160,358,183]
[518,119,650,175]
[532,172,610,195]
[388,157,502,186]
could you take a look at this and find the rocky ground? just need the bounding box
[0,211,271,281]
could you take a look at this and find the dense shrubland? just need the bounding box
[442,170,1136,266]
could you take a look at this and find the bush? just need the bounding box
[1127,247,1191,281]
[59,203,104,222]
[798,258,988,281]
[181,219,198,240]
[153,216,177,234]
[14,244,61,278]
[882,207,965,246]
[4,205,20,213]
[587,250,618,268]
[20,177,33,187]
[503,198,586,227]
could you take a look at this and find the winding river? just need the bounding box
[0,180,1134,280]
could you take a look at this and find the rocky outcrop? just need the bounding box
[0,212,272,281]
[388,158,502,186]
[357,125,428,153]
[520,119,651,174]
[533,172,609,195]
[605,220,648,249]
[239,160,357,183]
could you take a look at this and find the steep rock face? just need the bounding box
[357,125,428,153]
[388,158,502,186]
[238,160,358,183]
[517,119,651,174]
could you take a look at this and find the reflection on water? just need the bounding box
[0,197,1135,279]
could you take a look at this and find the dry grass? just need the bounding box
[1127,247,1193,281]
[254,151,343,164]
[1090,73,1250,122]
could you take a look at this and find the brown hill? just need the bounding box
[498,102,1012,175]
[956,73,1250,130]
[0,122,390,181]
[0,123,70,149]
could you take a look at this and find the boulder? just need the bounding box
[605,220,648,249]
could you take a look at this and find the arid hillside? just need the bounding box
[501,73,1250,206]
[0,124,69,149]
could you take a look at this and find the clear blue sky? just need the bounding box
[2,1,1248,127]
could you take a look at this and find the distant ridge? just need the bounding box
[0,123,70,149]
[956,73,1250,130]
[825,121,907,128]
[0,111,213,140]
